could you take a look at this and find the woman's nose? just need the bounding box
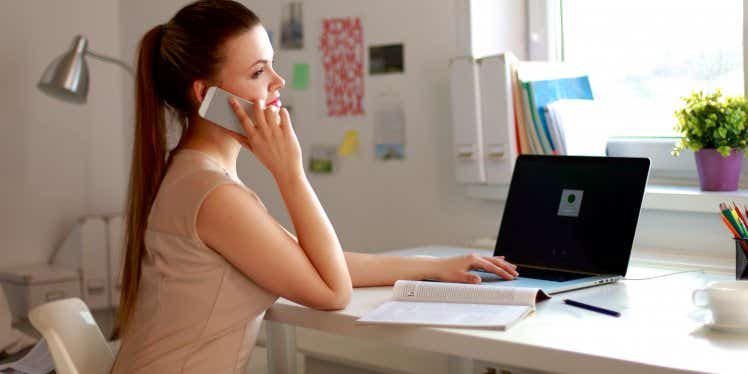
[272,72,286,91]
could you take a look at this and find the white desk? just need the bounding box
[264,246,748,374]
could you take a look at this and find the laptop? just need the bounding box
[475,155,650,294]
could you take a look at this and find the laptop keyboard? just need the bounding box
[515,266,591,282]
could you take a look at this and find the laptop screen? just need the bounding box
[494,155,650,277]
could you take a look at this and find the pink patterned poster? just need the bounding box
[320,17,364,117]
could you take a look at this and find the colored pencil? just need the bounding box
[719,202,748,254]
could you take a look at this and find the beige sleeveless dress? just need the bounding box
[112,149,278,374]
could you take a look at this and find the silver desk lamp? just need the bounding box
[37,35,133,104]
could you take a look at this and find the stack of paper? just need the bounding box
[545,99,608,156]
[0,339,54,374]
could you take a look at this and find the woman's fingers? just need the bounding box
[460,272,482,284]
[252,99,269,132]
[469,256,515,280]
[485,256,519,277]
[264,106,281,130]
[279,107,291,130]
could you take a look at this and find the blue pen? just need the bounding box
[563,299,620,317]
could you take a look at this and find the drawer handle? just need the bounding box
[87,286,106,295]
[456,144,477,160]
[486,144,505,160]
[486,151,505,160]
[45,290,65,301]
[457,151,475,160]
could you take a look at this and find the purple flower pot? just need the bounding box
[694,148,743,191]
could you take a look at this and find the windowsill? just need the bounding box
[465,183,748,213]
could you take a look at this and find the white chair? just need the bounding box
[28,298,114,374]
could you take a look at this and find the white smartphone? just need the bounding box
[198,86,254,134]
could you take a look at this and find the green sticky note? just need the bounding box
[292,63,310,89]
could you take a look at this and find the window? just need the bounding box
[561,0,744,138]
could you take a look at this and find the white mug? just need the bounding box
[692,280,748,327]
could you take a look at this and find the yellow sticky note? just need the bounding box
[338,130,360,156]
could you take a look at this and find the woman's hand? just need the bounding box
[430,254,519,284]
[227,98,304,184]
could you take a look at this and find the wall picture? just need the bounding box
[369,44,404,75]
[374,95,406,160]
[281,2,303,49]
[320,17,365,117]
[309,145,337,174]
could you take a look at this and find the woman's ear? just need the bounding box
[191,80,209,106]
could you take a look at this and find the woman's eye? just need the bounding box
[251,69,264,79]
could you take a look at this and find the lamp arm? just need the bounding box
[86,50,134,76]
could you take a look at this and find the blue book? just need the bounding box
[526,76,593,153]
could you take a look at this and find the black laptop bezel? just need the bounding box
[493,155,650,278]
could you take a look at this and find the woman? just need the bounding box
[112,1,518,372]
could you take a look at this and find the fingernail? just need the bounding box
[229,97,237,106]
[258,99,266,109]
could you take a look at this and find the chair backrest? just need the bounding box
[28,298,114,374]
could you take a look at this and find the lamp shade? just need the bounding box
[37,35,89,104]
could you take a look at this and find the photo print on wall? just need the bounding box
[309,144,337,174]
[369,44,404,75]
[281,2,303,49]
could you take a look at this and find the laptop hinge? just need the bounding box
[515,263,604,276]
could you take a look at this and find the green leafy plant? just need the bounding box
[672,89,748,157]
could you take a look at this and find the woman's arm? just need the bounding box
[198,179,351,310]
[266,216,518,289]
[275,225,518,288]
[344,251,518,287]
[200,104,351,310]
[344,252,436,287]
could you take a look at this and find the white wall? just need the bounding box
[635,210,729,257]
[0,0,127,268]
[0,0,732,271]
[119,0,505,253]
[469,0,527,58]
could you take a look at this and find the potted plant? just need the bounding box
[672,89,748,191]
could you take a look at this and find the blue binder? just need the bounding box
[526,76,593,154]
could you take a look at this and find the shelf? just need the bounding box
[464,184,748,213]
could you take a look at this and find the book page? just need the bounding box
[357,301,531,330]
[392,280,541,307]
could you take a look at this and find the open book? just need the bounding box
[357,280,550,330]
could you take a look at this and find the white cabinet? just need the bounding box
[449,56,486,184]
[449,53,519,186]
[478,54,519,185]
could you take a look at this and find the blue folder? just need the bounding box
[526,76,593,153]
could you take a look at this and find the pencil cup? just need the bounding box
[734,238,748,280]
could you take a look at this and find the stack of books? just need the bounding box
[507,57,597,156]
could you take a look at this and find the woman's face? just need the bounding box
[215,25,285,108]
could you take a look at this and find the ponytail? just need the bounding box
[112,0,263,339]
[114,24,169,338]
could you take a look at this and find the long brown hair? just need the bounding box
[116,0,260,338]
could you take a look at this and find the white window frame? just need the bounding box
[529,0,748,187]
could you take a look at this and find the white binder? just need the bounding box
[51,216,110,309]
[107,215,124,308]
[477,53,519,184]
[449,57,486,183]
